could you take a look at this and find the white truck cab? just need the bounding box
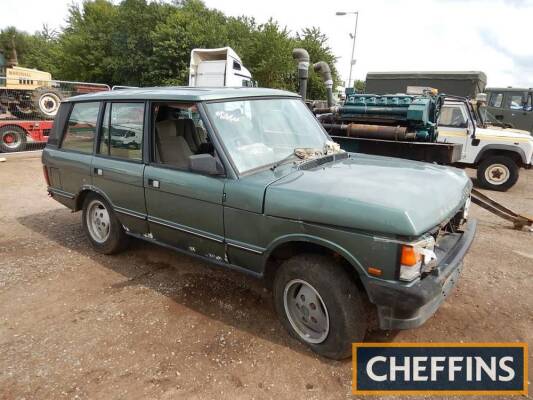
[438,99,533,191]
[188,47,254,88]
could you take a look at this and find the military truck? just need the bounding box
[485,87,533,133]
[365,71,487,98]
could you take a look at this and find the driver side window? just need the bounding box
[151,102,214,170]
[439,105,467,128]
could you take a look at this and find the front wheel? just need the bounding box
[477,155,519,191]
[82,193,129,254]
[273,254,367,360]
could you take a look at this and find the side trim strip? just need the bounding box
[48,187,75,199]
[226,240,264,255]
[125,231,263,279]
[147,216,224,244]
[114,206,147,220]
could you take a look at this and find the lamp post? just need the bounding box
[336,11,359,89]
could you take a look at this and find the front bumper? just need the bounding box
[366,219,477,330]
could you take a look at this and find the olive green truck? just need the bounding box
[42,87,476,359]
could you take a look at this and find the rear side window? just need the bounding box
[98,102,144,161]
[62,102,100,153]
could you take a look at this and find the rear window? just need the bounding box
[61,102,100,153]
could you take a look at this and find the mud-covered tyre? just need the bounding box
[273,254,367,360]
[477,155,519,191]
[82,193,129,254]
[0,125,27,152]
[32,87,63,119]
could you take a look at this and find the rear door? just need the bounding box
[92,101,148,234]
[48,101,100,200]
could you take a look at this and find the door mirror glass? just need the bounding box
[189,154,224,175]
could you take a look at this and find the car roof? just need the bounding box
[64,86,300,102]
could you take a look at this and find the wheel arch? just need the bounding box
[262,235,368,290]
[75,185,114,212]
[474,145,526,166]
[0,123,30,135]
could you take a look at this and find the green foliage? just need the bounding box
[354,79,366,93]
[0,0,339,100]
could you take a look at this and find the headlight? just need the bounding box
[399,236,437,282]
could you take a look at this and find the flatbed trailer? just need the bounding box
[330,135,462,164]
[0,120,52,152]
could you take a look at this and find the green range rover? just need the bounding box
[42,87,476,359]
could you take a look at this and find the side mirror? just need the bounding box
[189,154,224,175]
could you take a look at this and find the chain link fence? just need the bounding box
[0,77,109,153]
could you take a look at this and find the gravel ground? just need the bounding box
[0,153,531,400]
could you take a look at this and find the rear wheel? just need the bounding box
[273,254,367,359]
[0,125,27,152]
[477,155,519,191]
[82,193,129,254]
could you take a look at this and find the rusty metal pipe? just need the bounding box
[322,123,412,141]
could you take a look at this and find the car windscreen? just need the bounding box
[205,98,329,174]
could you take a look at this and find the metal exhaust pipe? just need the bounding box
[292,48,310,100]
[313,61,334,107]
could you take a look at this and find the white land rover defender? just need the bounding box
[438,98,533,191]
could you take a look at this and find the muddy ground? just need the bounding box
[0,153,531,399]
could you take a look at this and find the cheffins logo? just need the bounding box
[353,343,528,395]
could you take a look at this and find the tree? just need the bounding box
[354,79,365,93]
[1,0,339,100]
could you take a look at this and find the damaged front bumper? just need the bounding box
[366,219,477,330]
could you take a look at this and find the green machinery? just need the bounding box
[318,92,442,142]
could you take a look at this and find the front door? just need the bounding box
[92,101,148,233]
[144,102,226,261]
[503,91,532,132]
[438,102,472,162]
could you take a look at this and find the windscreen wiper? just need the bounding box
[270,151,300,171]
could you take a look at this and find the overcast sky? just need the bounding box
[2,0,532,87]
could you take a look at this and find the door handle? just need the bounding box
[148,179,160,188]
[94,168,103,176]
